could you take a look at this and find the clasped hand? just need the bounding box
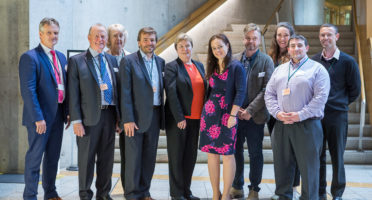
[276,111,300,124]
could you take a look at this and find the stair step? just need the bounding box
[114,149,372,164]
[115,135,372,151]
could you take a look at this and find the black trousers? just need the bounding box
[166,118,200,197]
[267,116,300,187]
[124,107,160,200]
[272,119,323,200]
[119,131,125,192]
[77,107,116,200]
[319,110,348,197]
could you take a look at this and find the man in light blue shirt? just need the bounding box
[265,34,330,200]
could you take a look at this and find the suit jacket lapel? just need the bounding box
[136,51,152,85]
[85,50,100,86]
[155,55,163,89]
[37,45,57,84]
[176,58,192,90]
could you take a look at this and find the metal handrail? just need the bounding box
[352,0,367,151]
[260,0,285,53]
[261,0,285,36]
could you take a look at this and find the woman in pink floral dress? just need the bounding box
[199,34,246,200]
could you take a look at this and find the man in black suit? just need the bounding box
[119,27,165,200]
[68,23,120,200]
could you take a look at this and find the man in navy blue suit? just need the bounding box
[19,17,70,200]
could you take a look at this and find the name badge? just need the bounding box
[282,88,291,96]
[258,72,265,78]
[58,84,64,91]
[153,86,157,93]
[113,68,119,72]
[100,84,108,91]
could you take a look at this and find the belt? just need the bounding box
[100,105,114,109]
[153,105,161,109]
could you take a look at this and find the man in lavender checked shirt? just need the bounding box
[265,34,330,200]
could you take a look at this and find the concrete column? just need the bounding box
[0,0,29,173]
[293,0,325,25]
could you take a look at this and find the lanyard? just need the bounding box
[145,56,154,82]
[287,57,308,86]
[47,55,60,74]
[92,57,107,80]
[327,59,337,72]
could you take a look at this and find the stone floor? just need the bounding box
[1,163,372,200]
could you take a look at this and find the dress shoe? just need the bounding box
[96,196,113,200]
[247,189,259,200]
[171,196,186,200]
[186,194,200,200]
[48,197,62,200]
[141,197,155,200]
[319,194,327,200]
[333,197,342,200]
[229,187,244,199]
[271,194,279,200]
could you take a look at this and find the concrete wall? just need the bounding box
[0,0,29,173]
[29,0,208,55]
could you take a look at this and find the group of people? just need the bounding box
[19,17,361,200]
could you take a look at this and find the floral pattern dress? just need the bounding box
[199,69,237,155]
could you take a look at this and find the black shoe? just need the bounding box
[319,194,327,200]
[333,197,342,200]
[171,196,186,200]
[96,196,113,200]
[186,194,200,200]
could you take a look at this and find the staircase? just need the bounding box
[114,25,372,164]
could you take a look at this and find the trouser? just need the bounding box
[23,104,64,200]
[124,107,160,200]
[319,110,348,197]
[166,118,200,197]
[232,118,264,192]
[268,116,300,187]
[272,119,323,200]
[77,107,116,200]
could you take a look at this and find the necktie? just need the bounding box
[98,53,113,104]
[50,50,64,103]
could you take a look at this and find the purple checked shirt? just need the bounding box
[264,55,330,121]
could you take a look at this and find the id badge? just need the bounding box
[58,84,64,91]
[100,84,108,91]
[282,88,291,96]
[153,86,157,93]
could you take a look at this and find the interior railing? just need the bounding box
[260,0,285,53]
[352,0,367,151]
[154,0,226,55]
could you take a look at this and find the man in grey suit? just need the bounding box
[68,23,120,200]
[229,23,274,200]
[119,27,165,200]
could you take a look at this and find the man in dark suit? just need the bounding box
[68,23,119,200]
[19,17,69,200]
[119,27,165,200]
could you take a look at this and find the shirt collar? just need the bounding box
[140,49,154,61]
[242,49,259,62]
[290,55,308,68]
[321,48,340,61]
[40,43,53,55]
[89,47,103,58]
